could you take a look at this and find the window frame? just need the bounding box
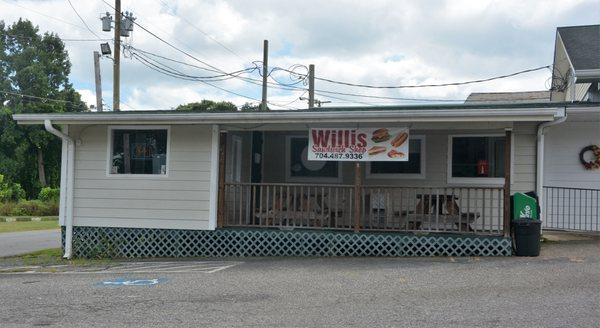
[284,135,342,183]
[366,135,426,180]
[447,133,512,186]
[106,125,171,178]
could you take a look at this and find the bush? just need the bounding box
[0,202,15,216]
[0,200,58,217]
[38,187,60,202]
[10,200,59,216]
[0,174,26,202]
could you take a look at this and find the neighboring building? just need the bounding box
[467,24,600,232]
[543,25,600,231]
[465,91,550,104]
[550,24,600,102]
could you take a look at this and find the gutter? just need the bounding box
[13,107,562,125]
[44,120,75,259]
[536,107,567,225]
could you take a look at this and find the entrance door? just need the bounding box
[251,131,263,183]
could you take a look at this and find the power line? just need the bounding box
[0,89,74,104]
[101,1,481,106]
[125,45,257,78]
[129,45,465,103]
[305,65,551,89]
[0,0,89,31]
[65,0,103,40]
[102,0,235,77]
[155,0,246,61]
[3,33,110,42]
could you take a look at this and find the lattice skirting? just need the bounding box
[62,226,512,258]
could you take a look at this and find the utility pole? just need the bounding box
[93,51,103,112]
[113,0,121,111]
[308,64,315,109]
[261,40,268,111]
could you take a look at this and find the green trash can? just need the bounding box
[512,192,539,220]
[511,192,541,256]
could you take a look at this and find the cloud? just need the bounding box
[2,0,599,110]
[76,89,96,108]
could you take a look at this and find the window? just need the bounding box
[367,137,425,179]
[286,136,340,182]
[448,135,505,184]
[109,128,168,175]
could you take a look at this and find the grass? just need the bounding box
[0,248,112,271]
[0,219,59,233]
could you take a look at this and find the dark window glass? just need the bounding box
[452,136,504,178]
[111,129,168,175]
[370,139,422,174]
[289,137,339,179]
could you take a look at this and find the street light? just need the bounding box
[100,42,112,55]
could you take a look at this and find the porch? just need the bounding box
[217,126,515,237]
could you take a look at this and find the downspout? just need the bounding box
[536,107,567,224]
[44,120,75,259]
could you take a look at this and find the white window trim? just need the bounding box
[366,135,426,180]
[285,135,342,183]
[447,133,513,186]
[227,135,243,183]
[106,125,171,178]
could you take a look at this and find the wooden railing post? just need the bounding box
[217,132,227,228]
[354,162,362,232]
[503,129,512,237]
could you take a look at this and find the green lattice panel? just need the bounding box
[63,227,512,258]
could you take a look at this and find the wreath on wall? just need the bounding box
[579,145,600,170]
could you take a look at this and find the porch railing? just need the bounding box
[543,186,600,232]
[222,182,505,235]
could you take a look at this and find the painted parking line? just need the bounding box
[103,261,242,273]
[100,278,167,286]
[0,261,242,274]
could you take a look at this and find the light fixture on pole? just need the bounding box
[100,42,112,55]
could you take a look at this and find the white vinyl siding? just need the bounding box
[543,112,600,188]
[71,124,213,230]
[511,123,537,194]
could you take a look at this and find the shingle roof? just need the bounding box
[557,25,600,71]
[465,91,550,103]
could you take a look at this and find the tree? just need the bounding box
[239,102,263,111]
[0,19,86,198]
[175,99,237,112]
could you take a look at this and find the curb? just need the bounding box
[0,217,58,223]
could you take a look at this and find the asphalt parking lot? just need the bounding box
[0,236,599,327]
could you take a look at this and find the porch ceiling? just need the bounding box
[12,102,576,126]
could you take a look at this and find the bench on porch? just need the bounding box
[364,192,480,231]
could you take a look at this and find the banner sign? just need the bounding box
[308,127,409,161]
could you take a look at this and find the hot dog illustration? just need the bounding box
[368,146,387,156]
[391,132,408,148]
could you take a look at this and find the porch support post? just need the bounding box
[354,162,362,232]
[503,129,512,237]
[216,131,227,228]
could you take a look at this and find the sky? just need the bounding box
[1,0,599,110]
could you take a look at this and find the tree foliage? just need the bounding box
[0,19,87,198]
[175,99,237,112]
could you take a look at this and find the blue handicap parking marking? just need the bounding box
[100,278,166,286]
